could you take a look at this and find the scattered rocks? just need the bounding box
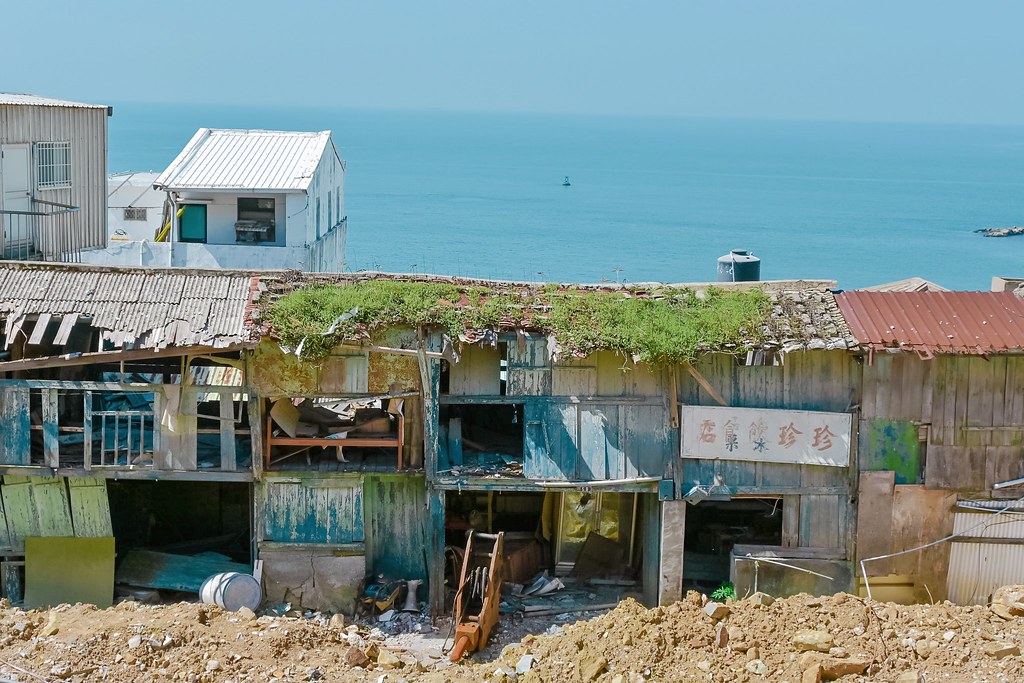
[745,659,768,676]
[580,654,608,682]
[704,601,730,620]
[345,646,371,668]
[205,659,222,672]
[792,630,834,653]
[748,592,775,607]
[982,641,1020,659]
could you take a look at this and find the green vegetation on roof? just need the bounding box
[265,280,770,363]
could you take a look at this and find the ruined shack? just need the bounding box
[3,263,1020,617]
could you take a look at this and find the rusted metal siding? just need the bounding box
[0,103,107,252]
[837,291,1024,355]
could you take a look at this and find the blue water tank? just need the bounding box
[717,249,761,282]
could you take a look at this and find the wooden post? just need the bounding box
[417,328,446,615]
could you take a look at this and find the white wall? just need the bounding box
[175,191,290,246]
[107,172,163,241]
[79,240,312,270]
[305,140,345,244]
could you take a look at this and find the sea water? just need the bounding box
[109,103,1024,290]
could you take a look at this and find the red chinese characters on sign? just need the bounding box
[699,419,717,444]
[812,426,837,451]
[778,422,803,448]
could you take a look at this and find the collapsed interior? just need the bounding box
[444,490,651,615]
[683,497,784,595]
[264,395,407,472]
[439,403,524,476]
[107,481,252,598]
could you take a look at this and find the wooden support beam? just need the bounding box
[682,362,727,406]
[669,368,680,429]
[0,343,247,373]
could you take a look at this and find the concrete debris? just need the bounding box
[982,641,1020,659]
[703,601,730,620]
[515,654,535,674]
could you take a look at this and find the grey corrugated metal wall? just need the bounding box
[0,104,107,252]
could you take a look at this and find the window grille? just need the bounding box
[123,207,147,221]
[35,142,72,189]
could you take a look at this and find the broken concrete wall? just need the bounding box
[260,545,364,614]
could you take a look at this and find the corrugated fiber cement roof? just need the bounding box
[836,290,1024,355]
[0,93,108,109]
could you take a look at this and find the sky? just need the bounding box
[6,1,1024,125]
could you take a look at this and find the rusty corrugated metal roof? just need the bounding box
[0,262,258,350]
[836,291,1024,355]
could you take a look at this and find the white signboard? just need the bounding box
[681,406,851,468]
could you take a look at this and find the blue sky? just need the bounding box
[7,1,1024,124]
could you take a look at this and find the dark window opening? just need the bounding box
[236,197,275,243]
[178,204,207,243]
[441,403,523,476]
[108,481,252,570]
[683,498,783,595]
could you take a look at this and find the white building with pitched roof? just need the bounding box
[81,128,346,272]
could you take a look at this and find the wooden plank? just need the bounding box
[83,391,93,469]
[552,366,597,396]
[683,362,727,407]
[781,494,800,548]
[624,404,671,479]
[507,368,551,396]
[657,499,683,606]
[263,480,362,544]
[967,356,994,430]
[219,392,236,471]
[918,357,934,424]
[579,405,618,480]
[0,343,246,373]
[115,549,250,593]
[856,471,895,575]
[861,356,878,419]
[52,314,78,347]
[31,478,73,537]
[0,386,30,465]
[1,476,38,550]
[800,494,840,549]
[449,345,500,396]
[447,417,463,466]
[986,446,1024,491]
[68,478,112,537]
[26,313,52,346]
[990,356,1007,429]
[924,445,985,491]
[363,475,429,581]
[872,355,892,422]
[952,357,970,446]
[41,388,59,467]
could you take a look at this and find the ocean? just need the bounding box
[108,103,1024,290]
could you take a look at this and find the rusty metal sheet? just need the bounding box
[837,291,1024,355]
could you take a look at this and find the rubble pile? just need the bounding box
[1,589,1024,681]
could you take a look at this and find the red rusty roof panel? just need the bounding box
[835,291,1024,355]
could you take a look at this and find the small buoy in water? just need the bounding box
[562,176,571,187]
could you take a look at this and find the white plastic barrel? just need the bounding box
[199,572,262,612]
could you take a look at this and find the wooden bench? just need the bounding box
[264,400,405,470]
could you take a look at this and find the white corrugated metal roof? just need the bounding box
[153,128,333,192]
[0,93,109,109]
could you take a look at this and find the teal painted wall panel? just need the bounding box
[263,480,363,544]
[860,419,921,485]
[363,474,428,581]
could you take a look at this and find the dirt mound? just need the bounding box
[0,592,1022,682]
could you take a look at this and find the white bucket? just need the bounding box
[199,572,262,612]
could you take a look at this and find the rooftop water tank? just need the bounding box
[717,249,761,282]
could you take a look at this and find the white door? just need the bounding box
[1,144,32,252]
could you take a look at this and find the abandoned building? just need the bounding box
[1,261,1023,615]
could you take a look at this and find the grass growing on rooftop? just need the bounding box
[266,280,770,363]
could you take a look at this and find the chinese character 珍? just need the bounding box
[812,425,837,451]
[778,422,803,448]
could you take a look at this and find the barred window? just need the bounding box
[35,142,72,190]
[123,207,147,221]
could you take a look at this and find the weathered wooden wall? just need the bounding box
[861,354,1024,494]
[677,351,859,553]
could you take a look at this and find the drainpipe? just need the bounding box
[168,193,176,268]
